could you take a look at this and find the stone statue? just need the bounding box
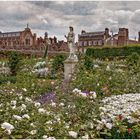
[65,26,78,60]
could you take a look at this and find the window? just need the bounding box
[98,40,102,45]
[89,41,92,46]
[84,41,87,46]
[79,41,83,47]
[93,41,97,46]
[25,38,30,45]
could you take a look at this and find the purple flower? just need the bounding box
[37,92,55,104]
[82,90,90,94]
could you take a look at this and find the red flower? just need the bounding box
[118,114,123,120]
[128,128,132,134]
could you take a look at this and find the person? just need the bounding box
[65,26,77,60]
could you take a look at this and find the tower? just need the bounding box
[118,28,129,46]
[105,28,110,40]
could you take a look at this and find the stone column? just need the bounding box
[64,58,78,81]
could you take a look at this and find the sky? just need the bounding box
[0,1,140,41]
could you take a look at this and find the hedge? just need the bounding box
[86,45,140,58]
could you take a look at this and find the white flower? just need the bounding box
[22,88,27,92]
[21,104,26,110]
[12,105,16,110]
[51,81,55,85]
[46,120,53,125]
[106,65,111,71]
[79,92,87,97]
[72,88,81,94]
[11,100,16,106]
[68,131,77,138]
[59,102,64,106]
[81,134,89,139]
[13,115,22,121]
[94,64,99,68]
[97,83,100,86]
[38,108,46,114]
[30,130,37,135]
[19,95,23,100]
[65,125,70,129]
[43,135,48,139]
[105,123,113,130]
[25,97,33,102]
[90,91,97,99]
[34,102,41,108]
[30,123,36,127]
[46,137,56,140]
[96,123,103,130]
[51,102,56,107]
[1,122,14,134]
[22,114,30,119]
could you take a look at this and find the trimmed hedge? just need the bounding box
[86,45,140,58]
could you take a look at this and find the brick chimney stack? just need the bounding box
[138,32,140,42]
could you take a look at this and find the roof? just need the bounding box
[79,31,105,37]
[0,31,22,38]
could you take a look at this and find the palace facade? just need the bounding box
[78,28,140,52]
[0,25,69,57]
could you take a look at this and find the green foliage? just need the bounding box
[1,55,140,139]
[84,55,93,70]
[126,52,140,67]
[8,52,22,75]
[0,75,16,85]
[51,54,66,72]
[86,46,140,58]
[100,117,140,139]
[71,58,140,96]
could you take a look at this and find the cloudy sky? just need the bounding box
[0,1,140,41]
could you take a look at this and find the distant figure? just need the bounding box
[65,26,77,60]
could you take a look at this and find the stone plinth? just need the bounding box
[64,58,78,81]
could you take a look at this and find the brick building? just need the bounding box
[0,25,45,52]
[0,25,69,57]
[106,28,140,46]
[78,28,140,52]
[78,28,110,47]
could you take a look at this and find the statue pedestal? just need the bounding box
[64,58,78,81]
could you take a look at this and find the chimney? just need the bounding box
[54,36,57,43]
[44,32,48,38]
[105,28,109,35]
[81,30,86,34]
[138,32,140,42]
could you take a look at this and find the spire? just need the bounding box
[27,23,29,28]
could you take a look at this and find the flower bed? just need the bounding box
[100,93,140,123]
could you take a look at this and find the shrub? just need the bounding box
[126,52,140,67]
[86,46,140,58]
[0,75,16,85]
[8,52,22,75]
[51,54,66,72]
[84,55,93,70]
